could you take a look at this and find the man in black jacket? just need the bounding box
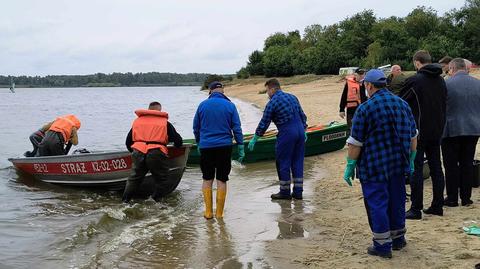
[400,50,447,219]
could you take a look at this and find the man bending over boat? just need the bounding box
[38,115,81,156]
[249,78,308,200]
[123,101,183,202]
[193,81,244,219]
[24,121,54,157]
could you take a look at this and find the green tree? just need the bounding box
[246,50,264,76]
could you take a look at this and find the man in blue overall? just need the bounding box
[249,78,307,200]
[344,69,418,258]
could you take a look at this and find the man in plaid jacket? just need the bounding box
[344,69,418,258]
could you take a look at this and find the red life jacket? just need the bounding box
[131,109,169,155]
[346,76,361,109]
[49,115,81,143]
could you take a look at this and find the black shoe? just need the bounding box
[443,200,459,207]
[405,209,422,220]
[461,200,473,206]
[271,192,292,200]
[423,207,443,216]
[392,239,407,251]
[291,193,303,200]
[367,246,392,259]
[24,151,33,157]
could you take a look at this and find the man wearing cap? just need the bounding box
[193,81,244,219]
[339,68,368,132]
[249,78,308,200]
[344,69,418,258]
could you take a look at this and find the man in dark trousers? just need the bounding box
[442,58,480,207]
[339,68,368,132]
[123,101,183,202]
[400,50,447,219]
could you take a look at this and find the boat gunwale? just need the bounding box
[8,143,193,163]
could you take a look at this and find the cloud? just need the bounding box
[0,0,465,76]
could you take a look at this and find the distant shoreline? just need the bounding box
[0,83,203,88]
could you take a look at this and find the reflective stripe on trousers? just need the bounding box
[361,175,407,253]
[275,114,305,195]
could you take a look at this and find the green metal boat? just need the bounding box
[185,122,348,164]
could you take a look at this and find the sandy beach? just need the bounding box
[225,71,480,269]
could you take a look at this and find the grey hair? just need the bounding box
[464,59,472,71]
[449,58,466,71]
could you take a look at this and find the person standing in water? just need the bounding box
[123,101,183,202]
[249,78,307,200]
[193,81,244,219]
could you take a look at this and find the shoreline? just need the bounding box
[225,75,480,268]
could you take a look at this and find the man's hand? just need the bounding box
[237,144,245,162]
[343,157,357,186]
[339,112,346,119]
[248,135,259,151]
[304,132,308,142]
[409,150,417,175]
[197,146,201,156]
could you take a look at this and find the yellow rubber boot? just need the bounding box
[202,188,213,219]
[216,188,227,218]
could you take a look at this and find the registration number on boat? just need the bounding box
[90,158,128,173]
[322,131,347,142]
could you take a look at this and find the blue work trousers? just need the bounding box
[275,118,305,195]
[361,175,407,253]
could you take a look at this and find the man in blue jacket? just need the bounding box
[249,78,307,200]
[193,81,244,219]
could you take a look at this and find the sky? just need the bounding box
[0,0,466,76]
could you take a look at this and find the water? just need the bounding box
[0,87,318,269]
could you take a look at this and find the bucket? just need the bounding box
[473,160,480,188]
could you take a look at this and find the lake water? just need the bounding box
[0,87,318,269]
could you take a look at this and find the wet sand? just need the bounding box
[225,71,480,269]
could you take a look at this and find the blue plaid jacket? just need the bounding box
[347,89,417,182]
[255,90,307,136]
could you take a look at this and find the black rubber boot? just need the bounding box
[367,246,392,259]
[271,192,292,200]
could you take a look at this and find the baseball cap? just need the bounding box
[363,69,387,84]
[208,81,224,90]
[355,68,366,74]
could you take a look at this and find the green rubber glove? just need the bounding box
[343,157,357,186]
[248,135,259,151]
[237,144,245,162]
[304,132,308,142]
[197,146,201,156]
[409,150,417,175]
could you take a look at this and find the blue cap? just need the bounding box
[208,81,223,90]
[363,69,387,84]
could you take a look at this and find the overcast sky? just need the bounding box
[1,0,465,76]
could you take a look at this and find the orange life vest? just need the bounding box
[131,109,169,155]
[49,115,81,143]
[346,76,361,109]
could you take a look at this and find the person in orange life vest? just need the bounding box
[123,101,183,203]
[339,68,368,131]
[38,115,81,156]
[24,121,54,157]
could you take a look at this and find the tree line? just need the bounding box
[0,72,209,88]
[237,0,480,78]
